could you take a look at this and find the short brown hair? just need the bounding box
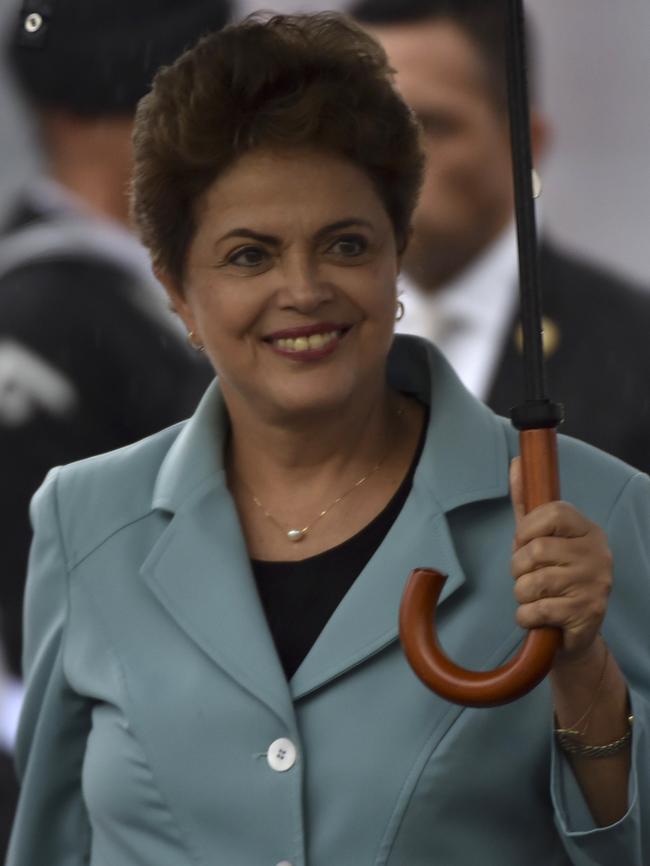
[131,12,425,283]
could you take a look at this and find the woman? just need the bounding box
[8,13,650,866]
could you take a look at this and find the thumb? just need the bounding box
[509,457,526,529]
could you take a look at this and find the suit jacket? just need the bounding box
[7,337,650,866]
[489,242,650,475]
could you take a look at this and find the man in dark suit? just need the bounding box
[352,0,650,474]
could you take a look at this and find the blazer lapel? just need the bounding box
[292,337,511,701]
[140,383,295,729]
[289,483,464,700]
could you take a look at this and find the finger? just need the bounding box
[515,595,584,632]
[515,596,605,650]
[514,501,591,549]
[511,535,586,578]
[513,566,574,605]
[509,457,525,527]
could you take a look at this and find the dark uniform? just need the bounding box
[0,188,214,678]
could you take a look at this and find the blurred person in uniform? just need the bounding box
[0,0,231,744]
[0,636,19,854]
[351,0,650,473]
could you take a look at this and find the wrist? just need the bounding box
[552,639,630,745]
[552,635,605,680]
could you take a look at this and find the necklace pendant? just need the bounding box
[287,528,306,542]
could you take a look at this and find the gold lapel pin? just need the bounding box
[515,316,560,358]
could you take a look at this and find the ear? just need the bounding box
[155,268,196,335]
[530,109,552,164]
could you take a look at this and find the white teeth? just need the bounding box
[273,331,340,352]
[307,333,325,349]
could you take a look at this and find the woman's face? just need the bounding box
[165,148,401,423]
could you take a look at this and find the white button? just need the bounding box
[276,861,293,866]
[267,737,297,772]
[24,12,43,32]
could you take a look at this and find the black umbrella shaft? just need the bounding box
[506,0,546,403]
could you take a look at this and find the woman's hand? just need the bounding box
[509,457,613,664]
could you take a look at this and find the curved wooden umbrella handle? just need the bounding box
[399,429,563,707]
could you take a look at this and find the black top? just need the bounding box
[251,407,427,679]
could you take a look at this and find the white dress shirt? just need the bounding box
[396,223,519,400]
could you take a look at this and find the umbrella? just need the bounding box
[399,0,565,707]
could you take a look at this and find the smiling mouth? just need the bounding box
[273,330,341,352]
[264,326,351,356]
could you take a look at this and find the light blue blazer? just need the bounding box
[7,336,650,866]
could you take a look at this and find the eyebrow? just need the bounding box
[215,218,375,247]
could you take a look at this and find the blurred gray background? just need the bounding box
[2,0,649,285]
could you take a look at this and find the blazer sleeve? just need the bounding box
[6,469,93,865]
[551,471,650,866]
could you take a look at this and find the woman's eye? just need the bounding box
[228,246,268,268]
[329,235,368,257]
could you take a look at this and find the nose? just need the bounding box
[276,251,334,312]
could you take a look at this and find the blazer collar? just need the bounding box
[143,335,511,714]
[387,335,509,510]
[151,378,229,514]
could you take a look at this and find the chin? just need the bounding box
[262,377,364,422]
[270,391,351,421]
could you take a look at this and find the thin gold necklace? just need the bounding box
[241,408,404,543]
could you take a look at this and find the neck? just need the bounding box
[223,374,426,560]
[50,162,131,226]
[43,112,134,226]
[225,382,403,494]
